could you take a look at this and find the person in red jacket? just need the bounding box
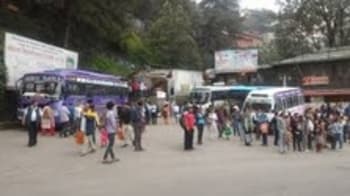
[183,105,196,150]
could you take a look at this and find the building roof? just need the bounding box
[274,46,350,66]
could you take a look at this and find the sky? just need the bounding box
[240,0,278,11]
[195,0,279,12]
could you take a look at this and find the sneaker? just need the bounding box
[121,144,129,148]
[102,159,110,164]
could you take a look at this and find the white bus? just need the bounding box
[242,87,305,116]
[190,85,267,110]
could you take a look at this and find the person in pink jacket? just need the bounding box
[183,106,196,150]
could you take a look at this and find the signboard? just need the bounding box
[4,32,79,88]
[302,76,329,86]
[215,49,258,73]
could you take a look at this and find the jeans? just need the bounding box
[278,131,288,153]
[28,122,38,146]
[233,122,240,136]
[307,134,314,150]
[344,130,348,143]
[103,133,116,160]
[197,124,204,144]
[293,133,303,152]
[262,133,268,146]
[184,129,194,150]
[274,128,279,146]
[332,133,343,150]
[60,122,70,137]
[134,125,144,151]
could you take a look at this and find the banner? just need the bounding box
[4,33,79,88]
[215,49,258,73]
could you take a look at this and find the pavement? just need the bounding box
[0,124,350,196]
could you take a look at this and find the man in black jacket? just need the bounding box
[23,101,41,147]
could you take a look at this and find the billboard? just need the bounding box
[4,32,78,88]
[215,49,258,73]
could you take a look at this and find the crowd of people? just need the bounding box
[21,99,350,164]
[179,103,350,153]
[22,100,149,163]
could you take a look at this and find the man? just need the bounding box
[59,103,71,138]
[242,110,254,146]
[131,101,146,151]
[102,102,119,163]
[330,117,344,150]
[276,113,288,153]
[232,106,241,137]
[271,112,279,146]
[120,103,134,147]
[23,101,41,147]
[183,106,196,150]
[150,103,158,125]
[305,116,315,151]
[172,102,180,124]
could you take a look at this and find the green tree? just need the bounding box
[90,55,132,77]
[258,40,282,65]
[198,0,241,66]
[147,0,202,69]
[120,32,153,65]
[242,9,277,34]
[274,0,315,59]
[276,0,350,58]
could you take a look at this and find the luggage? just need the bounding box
[75,130,84,145]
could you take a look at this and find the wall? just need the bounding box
[172,69,204,97]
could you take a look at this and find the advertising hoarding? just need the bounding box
[215,49,258,73]
[4,32,78,88]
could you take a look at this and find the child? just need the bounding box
[100,128,108,148]
[223,120,233,140]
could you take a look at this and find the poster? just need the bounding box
[215,49,258,73]
[4,32,79,88]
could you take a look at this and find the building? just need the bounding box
[133,69,204,101]
[235,32,263,49]
[259,47,350,102]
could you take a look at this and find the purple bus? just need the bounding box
[16,69,129,121]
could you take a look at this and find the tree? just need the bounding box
[276,0,350,57]
[258,40,282,65]
[198,0,241,66]
[274,0,317,59]
[90,55,132,77]
[242,9,277,34]
[147,0,202,69]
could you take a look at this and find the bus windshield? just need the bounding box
[191,91,210,104]
[244,100,272,113]
[23,82,58,95]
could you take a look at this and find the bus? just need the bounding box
[190,85,269,110]
[16,69,129,121]
[242,87,305,116]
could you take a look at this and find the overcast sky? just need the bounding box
[240,0,278,11]
[195,0,279,11]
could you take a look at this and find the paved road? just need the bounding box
[1,124,350,196]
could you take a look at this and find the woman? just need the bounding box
[41,103,55,136]
[293,115,304,152]
[162,103,170,125]
[207,107,218,140]
[315,119,325,153]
